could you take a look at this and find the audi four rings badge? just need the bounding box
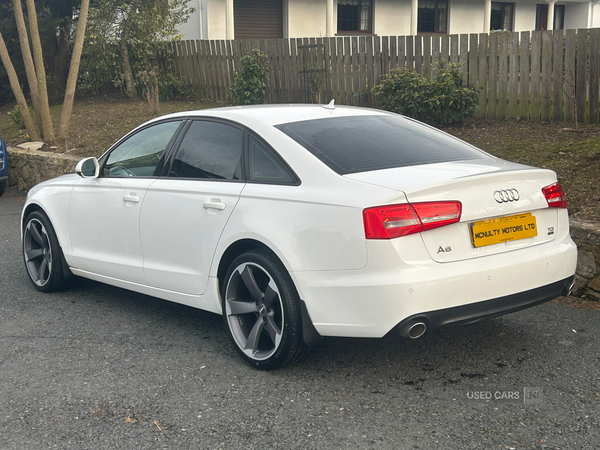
[493,189,520,203]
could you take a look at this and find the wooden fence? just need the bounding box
[172,29,600,123]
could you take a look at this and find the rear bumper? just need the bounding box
[388,275,574,337]
[292,232,577,338]
[0,176,7,182]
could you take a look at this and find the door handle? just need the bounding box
[203,201,226,211]
[123,194,140,203]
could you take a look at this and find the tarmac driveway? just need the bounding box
[1,188,599,449]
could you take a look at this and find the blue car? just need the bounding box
[0,137,7,196]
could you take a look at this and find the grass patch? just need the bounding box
[0,96,598,221]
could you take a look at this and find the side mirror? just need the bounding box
[75,157,99,178]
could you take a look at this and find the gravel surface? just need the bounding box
[1,189,599,449]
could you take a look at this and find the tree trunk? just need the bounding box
[57,0,90,140]
[53,29,70,90]
[25,0,55,141]
[12,0,42,129]
[120,1,139,98]
[0,32,41,142]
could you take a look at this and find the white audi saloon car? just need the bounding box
[21,104,577,369]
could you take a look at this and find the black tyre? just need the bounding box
[221,249,310,370]
[23,210,70,292]
[0,180,6,197]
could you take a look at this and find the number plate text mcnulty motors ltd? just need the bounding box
[469,213,538,248]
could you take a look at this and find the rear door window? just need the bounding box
[169,120,244,180]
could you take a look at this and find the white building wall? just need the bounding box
[178,0,202,39]
[513,1,537,32]
[372,0,413,36]
[448,0,485,34]
[564,2,591,29]
[177,0,598,40]
[287,0,327,37]
[206,0,227,39]
[593,2,600,27]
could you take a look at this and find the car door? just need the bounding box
[139,119,245,295]
[68,120,184,284]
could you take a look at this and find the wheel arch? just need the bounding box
[22,201,74,275]
[21,202,47,232]
[216,238,274,290]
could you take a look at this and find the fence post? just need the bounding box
[366,36,374,106]
[415,35,423,73]
[519,31,530,120]
[359,37,367,106]
[564,30,576,122]
[488,32,498,119]
[478,33,488,118]
[530,31,541,121]
[552,31,563,121]
[590,28,599,124]
[405,35,414,69]
[468,34,478,89]
[576,29,588,123]
[508,32,519,118]
[541,31,553,121]
[498,32,509,118]
[423,35,431,77]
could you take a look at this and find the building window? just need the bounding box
[490,3,514,31]
[337,0,372,33]
[554,5,565,30]
[418,0,448,34]
[535,4,548,30]
[536,4,565,30]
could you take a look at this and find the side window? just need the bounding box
[169,121,243,180]
[248,137,294,184]
[104,121,182,177]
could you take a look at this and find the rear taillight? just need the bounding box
[363,201,462,239]
[542,183,567,208]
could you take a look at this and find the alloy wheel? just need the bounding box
[224,262,284,361]
[23,218,53,287]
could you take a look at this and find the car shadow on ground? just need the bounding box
[59,276,547,385]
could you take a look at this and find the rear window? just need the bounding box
[276,115,485,174]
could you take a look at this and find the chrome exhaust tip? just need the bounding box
[400,320,427,339]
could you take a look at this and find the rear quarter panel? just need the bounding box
[212,177,409,273]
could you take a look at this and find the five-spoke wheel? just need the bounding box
[222,249,310,369]
[24,217,53,287]
[23,211,69,292]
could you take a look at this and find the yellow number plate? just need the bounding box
[470,213,538,248]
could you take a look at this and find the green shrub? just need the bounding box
[228,49,270,105]
[7,106,24,128]
[7,105,35,129]
[372,62,480,125]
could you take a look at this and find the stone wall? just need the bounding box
[5,146,600,301]
[7,147,80,191]
[571,219,600,301]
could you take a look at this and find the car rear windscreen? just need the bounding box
[276,115,485,174]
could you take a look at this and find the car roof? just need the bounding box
[148,104,392,127]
